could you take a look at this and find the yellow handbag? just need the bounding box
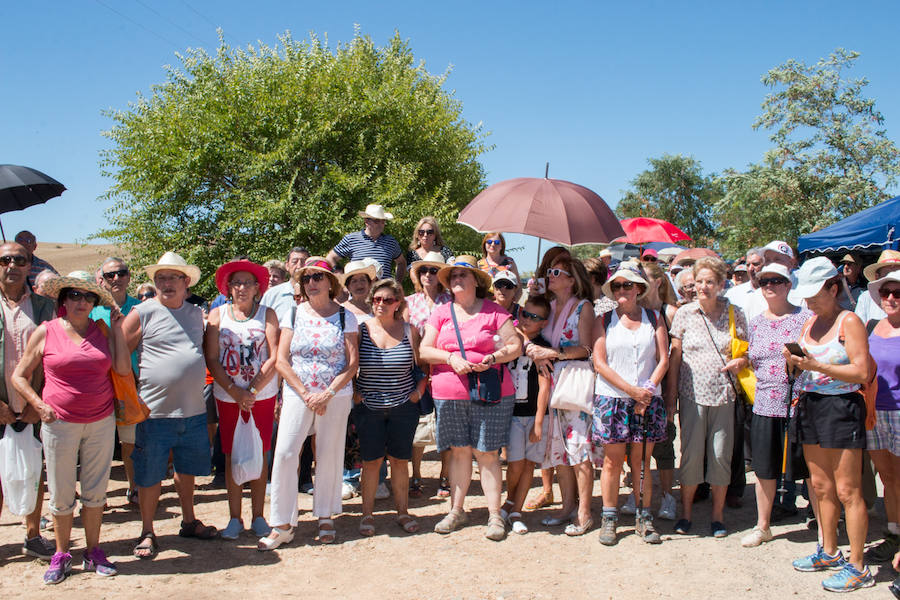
[728,305,756,404]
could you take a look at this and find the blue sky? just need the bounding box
[2,1,899,271]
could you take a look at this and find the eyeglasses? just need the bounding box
[372,296,397,305]
[610,281,636,292]
[485,239,502,246]
[419,266,440,276]
[520,309,547,322]
[229,279,258,288]
[879,288,900,300]
[102,268,129,280]
[300,272,327,284]
[546,268,571,278]
[0,255,27,266]
[418,229,435,236]
[365,218,385,225]
[155,273,186,283]
[758,277,789,288]
[66,290,99,304]
[681,283,695,291]
[138,291,156,300]
[493,279,516,290]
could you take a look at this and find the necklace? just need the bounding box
[229,301,257,323]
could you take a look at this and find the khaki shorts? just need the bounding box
[413,412,435,447]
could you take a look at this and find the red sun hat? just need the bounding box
[215,259,271,296]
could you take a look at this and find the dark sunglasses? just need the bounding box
[493,279,516,290]
[610,281,636,292]
[546,268,571,278]
[0,255,27,266]
[418,229,435,236]
[642,256,658,262]
[138,291,156,300]
[758,277,789,288]
[300,272,327,284]
[879,288,900,300]
[520,309,548,322]
[66,290,99,304]
[419,266,440,276]
[102,268,129,280]
[372,296,398,305]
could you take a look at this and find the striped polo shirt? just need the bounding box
[332,230,402,278]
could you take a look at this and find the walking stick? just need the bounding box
[777,370,796,503]
[639,405,650,514]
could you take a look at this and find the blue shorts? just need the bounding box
[132,414,211,487]
[353,400,420,462]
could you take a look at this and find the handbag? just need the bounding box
[548,360,595,413]
[728,305,757,404]
[96,320,151,425]
[449,303,502,405]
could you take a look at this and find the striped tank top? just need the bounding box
[356,321,416,409]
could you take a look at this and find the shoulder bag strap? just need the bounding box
[339,306,345,332]
[449,302,467,361]
[699,307,741,398]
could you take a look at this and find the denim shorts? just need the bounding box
[352,400,420,462]
[132,413,211,487]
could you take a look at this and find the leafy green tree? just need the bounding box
[99,30,488,296]
[616,154,722,246]
[715,48,900,255]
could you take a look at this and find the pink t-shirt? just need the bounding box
[427,300,514,400]
[42,318,114,423]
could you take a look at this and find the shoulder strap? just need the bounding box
[339,306,345,331]
[644,307,658,329]
[603,311,612,330]
[291,304,297,328]
[837,310,851,344]
[699,308,741,397]
[449,303,467,361]
[867,319,879,335]
[728,304,736,338]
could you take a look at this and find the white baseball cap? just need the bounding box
[763,240,795,261]
[794,257,837,299]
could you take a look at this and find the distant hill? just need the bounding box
[34,242,127,277]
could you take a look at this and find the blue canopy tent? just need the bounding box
[797,195,900,257]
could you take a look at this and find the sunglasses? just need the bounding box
[485,239,502,246]
[419,266,440,276]
[758,277,789,288]
[102,268,129,280]
[879,288,900,300]
[229,279,258,288]
[0,255,27,266]
[610,281,636,292]
[546,268,571,278]
[642,256,658,262]
[493,279,516,290]
[418,229,435,236]
[300,272,327,284]
[66,290,99,304]
[138,291,156,300]
[372,296,398,305]
[365,218,385,225]
[520,309,547,322]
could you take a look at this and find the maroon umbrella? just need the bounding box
[616,217,691,245]
[672,247,719,266]
[457,177,624,246]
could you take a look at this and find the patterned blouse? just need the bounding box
[670,298,748,407]
[288,304,358,392]
[748,308,811,417]
[406,290,451,335]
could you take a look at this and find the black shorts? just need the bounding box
[651,421,677,470]
[352,400,419,462]
[794,391,866,450]
[751,413,808,480]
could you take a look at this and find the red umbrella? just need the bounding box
[672,247,719,266]
[457,177,624,246]
[616,217,691,245]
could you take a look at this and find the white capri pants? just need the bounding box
[41,413,116,515]
[269,385,352,525]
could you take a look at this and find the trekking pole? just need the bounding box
[778,371,796,504]
[639,404,649,514]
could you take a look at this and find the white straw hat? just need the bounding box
[358,204,394,221]
[144,251,201,287]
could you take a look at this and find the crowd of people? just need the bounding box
[1,210,900,595]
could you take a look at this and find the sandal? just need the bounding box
[434,509,468,534]
[257,526,294,551]
[179,519,218,540]
[409,478,424,498]
[359,515,376,537]
[126,489,139,507]
[437,477,450,498]
[133,532,158,560]
[524,490,554,511]
[317,518,336,544]
[396,514,419,534]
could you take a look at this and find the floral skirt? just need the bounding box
[544,408,604,468]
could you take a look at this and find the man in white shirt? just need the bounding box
[725,247,764,318]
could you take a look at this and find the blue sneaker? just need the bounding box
[822,563,875,592]
[43,551,72,585]
[220,517,243,540]
[793,544,846,572]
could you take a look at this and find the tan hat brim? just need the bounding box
[43,277,117,308]
[144,265,201,287]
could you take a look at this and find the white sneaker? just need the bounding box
[620,494,637,515]
[740,526,773,547]
[341,482,357,500]
[657,493,677,521]
[375,482,391,500]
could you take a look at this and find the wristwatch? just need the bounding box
[249,385,258,395]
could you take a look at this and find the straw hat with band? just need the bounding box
[358,204,394,221]
[43,270,117,308]
[863,249,900,282]
[214,259,270,297]
[340,258,380,286]
[868,270,900,306]
[793,257,838,299]
[292,256,343,298]
[144,251,202,287]
[601,263,650,301]
[410,251,448,292]
[437,255,492,291]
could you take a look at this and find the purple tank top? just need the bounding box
[870,333,900,411]
[42,318,114,423]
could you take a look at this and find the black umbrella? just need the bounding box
[0,164,66,241]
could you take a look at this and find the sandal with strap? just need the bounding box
[257,526,294,551]
[359,515,376,537]
[179,519,218,539]
[133,532,158,560]
[396,514,419,534]
[318,518,336,544]
[524,490,555,512]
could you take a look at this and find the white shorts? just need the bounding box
[507,416,549,464]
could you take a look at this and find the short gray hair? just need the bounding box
[746,248,764,261]
[101,256,129,270]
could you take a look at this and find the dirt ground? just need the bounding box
[0,444,895,600]
[31,242,124,277]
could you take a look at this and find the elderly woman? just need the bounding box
[740,263,811,547]
[785,257,873,592]
[406,216,454,266]
[528,255,597,536]
[203,259,280,541]
[477,232,520,281]
[674,268,696,305]
[341,258,379,324]
[667,256,748,539]
[12,272,130,583]
[418,255,521,540]
[592,264,669,545]
[259,257,359,549]
[405,251,451,497]
[263,259,288,289]
[354,279,427,536]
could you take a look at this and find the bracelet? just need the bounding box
[487,353,496,365]
[324,388,336,398]
[446,352,454,365]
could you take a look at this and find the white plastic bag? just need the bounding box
[0,424,43,516]
[230,413,263,485]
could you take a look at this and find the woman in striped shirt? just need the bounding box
[354,279,427,536]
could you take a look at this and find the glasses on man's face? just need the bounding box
[520,309,547,322]
[365,218,385,226]
[493,280,516,290]
[138,291,156,300]
[879,287,900,300]
[300,272,326,284]
[418,229,435,237]
[419,267,440,276]
[0,255,27,267]
[66,290,99,305]
[758,277,789,288]
[102,268,129,280]
[546,268,571,278]
[155,274,186,284]
[610,281,636,292]
[372,296,397,306]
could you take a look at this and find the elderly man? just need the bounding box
[33,270,58,299]
[725,248,764,317]
[260,246,310,323]
[14,231,58,289]
[0,242,56,560]
[839,254,865,309]
[122,252,214,558]
[326,204,406,281]
[91,257,141,505]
